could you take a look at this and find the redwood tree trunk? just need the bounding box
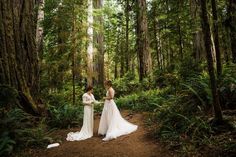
[200,0,223,121]
[94,0,104,86]
[72,3,77,106]
[211,0,222,76]
[125,0,130,72]
[136,0,152,81]
[0,0,39,114]
[120,36,125,77]
[87,0,93,86]
[152,2,161,69]
[228,0,236,63]
[177,19,183,60]
[190,0,206,61]
[178,0,183,60]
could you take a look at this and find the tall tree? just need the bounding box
[200,0,223,121]
[71,1,77,106]
[136,0,152,81]
[125,0,130,72]
[0,0,40,114]
[228,0,236,63]
[211,0,222,76]
[190,0,206,61]
[87,0,94,86]
[36,0,44,56]
[94,0,105,86]
[150,1,161,70]
[178,0,183,60]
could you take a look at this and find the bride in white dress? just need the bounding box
[98,80,138,141]
[66,86,96,141]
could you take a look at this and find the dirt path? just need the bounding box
[27,111,173,157]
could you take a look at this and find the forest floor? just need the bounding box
[22,110,174,157]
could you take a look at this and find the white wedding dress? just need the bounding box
[98,88,138,141]
[66,93,95,141]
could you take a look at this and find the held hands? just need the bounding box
[92,100,104,106]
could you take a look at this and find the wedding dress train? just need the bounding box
[66,93,95,141]
[98,88,138,141]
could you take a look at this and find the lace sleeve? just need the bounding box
[82,94,93,105]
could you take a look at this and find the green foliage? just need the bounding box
[154,70,179,89]
[116,64,236,155]
[177,58,204,80]
[17,120,53,147]
[0,108,52,156]
[0,85,18,107]
[93,85,106,100]
[47,104,83,128]
[152,68,235,155]
[113,73,142,97]
[180,72,212,111]
[116,88,170,112]
[0,132,15,156]
[219,64,236,109]
[153,101,212,151]
[43,87,84,129]
[151,73,213,153]
[42,0,87,94]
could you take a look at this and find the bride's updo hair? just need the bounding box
[105,80,112,87]
[86,85,93,92]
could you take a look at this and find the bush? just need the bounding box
[154,102,212,151]
[0,108,52,156]
[47,104,84,128]
[154,70,179,89]
[116,67,236,155]
[17,120,53,147]
[151,67,236,155]
[116,89,172,112]
[0,132,15,156]
[44,85,84,107]
[219,64,236,109]
[113,72,142,97]
[93,85,106,100]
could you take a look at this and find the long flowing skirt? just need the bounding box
[66,105,93,141]
[98,100,138,141]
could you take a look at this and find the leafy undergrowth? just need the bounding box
[0,85,85,156]
[0,108,54,157]
[117,65,236,156]
[1,63,236,157]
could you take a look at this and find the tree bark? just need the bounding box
[228,0,236,63]
[35,0,44,97]
[211,0,222,76]
[87,0,94,86]
[125,0,130,72]
[177,19,183,60]
[0,0,40,114]
[36,0,44,57]
[152,2,161,70]
[71,2,77,106]
[190,0,206,61]
[178,0,183,60]
[136,0,152,81]
[200,0,223,121]
[120,36,125,77]
[94,0,104,86]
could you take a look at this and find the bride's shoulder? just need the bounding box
[82,93,88,97]
[109,87,115,92]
